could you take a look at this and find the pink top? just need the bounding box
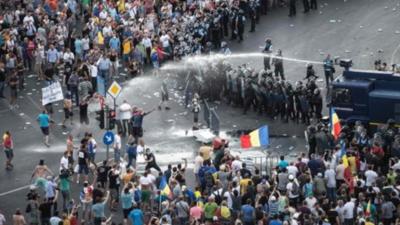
[190,206,203,219]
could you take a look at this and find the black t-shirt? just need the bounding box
[78,150,88,165]
[39,202,52,218]
[97,165,110,181]
[9,76,18,89]
[108,171,120,189]
[327,209,339,225]
[0,69,5,82]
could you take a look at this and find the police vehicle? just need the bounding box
[330,59,400,126]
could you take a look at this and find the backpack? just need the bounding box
[291,181,299,196]
[214,189,225,205]
[134,189,142,203]
[205,170,215,187]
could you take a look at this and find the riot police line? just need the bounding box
[179,59,323,125]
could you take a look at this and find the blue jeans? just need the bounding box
[114,148,121,163]
[0,81,4,97]
[127,155,136,169]
[327,187,336,201]
[98,69,109,89]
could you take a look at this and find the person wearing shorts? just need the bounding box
[77,147,89,184]
[2,131,14,169]
[37,111,51,147]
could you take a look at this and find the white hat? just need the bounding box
[270,196,276,201]
[317,172,323,177]
[288,174,294,180]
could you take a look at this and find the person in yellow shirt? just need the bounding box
[122,37,132,67]
[347,153,357,175]
[239,176,252,196]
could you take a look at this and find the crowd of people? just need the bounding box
[7,0,400,225]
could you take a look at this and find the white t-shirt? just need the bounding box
[231,160,242,173]
[0,213,6,225]
[343,201,355,219]
[160,34,170,48]
[305,196,317,210]
[365,170,378,186]
[194,155,204,174]
[324,169,336,188]
[60,156,69,171]
[142,38,152,48]
[114,134,121,150]
[90,65,98,78]
[140,176,152,186]
[287,165,298,176]
[286,181,299,198]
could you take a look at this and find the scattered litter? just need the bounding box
[289,24,294,27]
[319,52,325,55]
[370,52,374,56]
[166,119,175,123]
[393,8,397,11]
[317,79,324,82]
[32,89,36,91]
[19,113,24,116]
[233,124,237,128]
[292,135,297,138]
[120,73,127,76]
[384,6,388,9]
[329,19,336,23]
[289,146,295,151]
[23,127,27,130]
[27,74,36,78]
[19,96,24,99]
[378,28,383,32]
[396,30,400,34]
[275,145,282,149]
[25,122,31,125]
[282,134,288,137]
[27,92,32,95]
[178,112,188,116]
[62,132,69,135]
[57,123,63,126]
[319,11,323,14]
[360,25,364,29]
[345,50,351,53]
[337,19,342,23]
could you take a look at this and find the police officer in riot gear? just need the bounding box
[289,0,297,17]
[249,0,257,32]
[273,49,285,80]
[310,0,317,10]
[304,64,318,81]
[262,38,273,70]
[230,8,238,40]
[303,0,310,13]
[323,54,335,88]
[236,10,246,42]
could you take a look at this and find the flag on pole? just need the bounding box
[240,125,269,149]
[159,176,172,199]
[331,108,342,140]
[365,200,371,217]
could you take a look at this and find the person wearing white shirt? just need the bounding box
[287,162,298,176]
[194,153,204,185]
[342,199,355,224]
[231,156,242,173]
[119,100,132,136]
[60,151,69,172]
[113,131,122,163]
[90,63,98,92]
[63,48,75,65]
[365,166,378,187]
[324,167,337,201]
[142,37,152,63]
[0,210,6,225]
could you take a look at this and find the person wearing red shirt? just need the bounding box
[2,131,14,170]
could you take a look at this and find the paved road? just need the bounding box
[1,0,400,222]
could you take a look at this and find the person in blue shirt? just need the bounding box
[109,34,121,53]
[37,110,51,147]
[277,155,289,170]
[269,214,283,225]
[74,37,83,59]
[241,199,255,225]
[129,203,144,225]
[121,187,134,225]
[92,190,110,225]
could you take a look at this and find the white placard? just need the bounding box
[42,82,64,105]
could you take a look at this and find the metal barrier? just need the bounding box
[241,154,280,176]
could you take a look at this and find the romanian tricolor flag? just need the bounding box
[240,125,269,149]
[331,108,342,140]
[365,200,371,217]
[159,176,172,199]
